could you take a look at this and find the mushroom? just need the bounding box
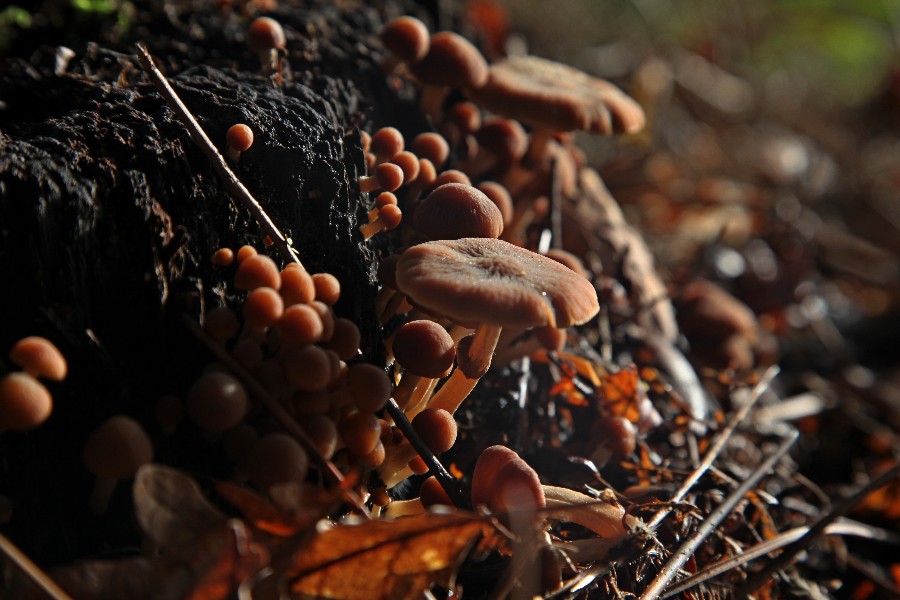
[359,162,405,194]
[409,31,489,121]
[83,416,153,514]
[247,16,286,74]
[471,445,545,512]
[186,371,249,436]
[379,407,457,487]
[9,336,67,381]
[390,319,455,415]
[394,237,599,414]
[0,373,53,432]
[380,16,430,66]
[412,183,504,241]
[466,55,646,160]
[225,124,254,163]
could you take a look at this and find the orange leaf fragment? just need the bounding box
[285,512,497,600]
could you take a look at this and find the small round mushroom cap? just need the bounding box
[9,336,67,381]
[187,372,249,435]
[467,55,646,135]
[410,132,450,167]
[476,181,513,227]
[226,124,254,153]
[381,16,430,64]
[474,118,528,165]
[347,363,391,413]
[370,127,405,161]
[83,416,153,479]
[410,32,489,89]
[392,320,455,378]
[471,445,544,511]
[247,17,286,53]
[245,433,309,490]
[0,373,53,431]
[413,183,503,240]
[412,408,457,454]
[395,237,599,329]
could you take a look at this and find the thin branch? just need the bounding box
[183,317,370,518]
[134,43,303,269]
[735,462,900,597]
[382,398,467,507]
[639,426,798,600]
[646,365,779,531]
[661,519,900,598]
[0,533,74,600]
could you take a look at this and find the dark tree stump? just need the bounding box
[0,0,439,565]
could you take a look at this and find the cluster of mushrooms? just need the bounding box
[196,12,657,524]
[0,12,658,555]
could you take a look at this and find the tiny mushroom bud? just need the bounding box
[9,336,67,381]
[312,273,341,306]
[187,372,249,435]
[234,254,282,291]
[476,181,513,227]
[346,363,391,413]
[369,127,405,164]
[245,432,309,491]
[360,163,405,193]
[410,32,489,89]
[225,124,254,162]
[83,416,153,514]
[279,264,316,306]
[389,151,421,184]
[359,204,403,241]
[410,132,451,168]
[211,247,235,268]
[247,16,286,72]
[471,445,545,512]
[0,373,53,432]
[381,16,430,64]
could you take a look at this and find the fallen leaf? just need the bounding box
[284,512,496,600]
[184,520,269,600]
[133,464,225,556]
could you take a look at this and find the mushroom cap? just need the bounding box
[467,55,646,135]
[410,32,489,89]
[247,17,286,53]
[413,183,503,241]
[381,16,430,64]
[0,373,53,431]
[392,320,455,378]
[83,416,153,479]
[226,124,254,153]
[471,445,545,511]
[395,238,599,329]
[9,336,67,381]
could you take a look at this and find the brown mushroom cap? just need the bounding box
[0,373,53,431]
[83,416,153,479]
[467,55,646,135]
[471,445,545,511]
[413,183,503,241]
[392,320,455,378]
[9,336,67,381]
[247,17,286,53]
[381,16,430,64]
[410,32,489,89]
[395,237,599,329]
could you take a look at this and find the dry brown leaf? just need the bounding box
[284,512,496,600]
[133,464,226,555]
[184,520,269,600]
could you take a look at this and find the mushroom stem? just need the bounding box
[426,368,480,414]
[90,475,119,516]
[541,485,637,538]
[382,497,426,519]
[403,377,439,419]
[465,323,503,376]
[393,373,423,411]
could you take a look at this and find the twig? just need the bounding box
[735,462,900,598]
[646,365,779,531]
[134,43,303,269]
[382,398,467,507]
[0,533,74,600]
[661,520,900,598]
[183,317,370,518]
[639,426,798,600]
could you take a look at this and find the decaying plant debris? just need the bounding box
[2,1,900,599]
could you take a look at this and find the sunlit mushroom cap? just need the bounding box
[410,32,489,89]
[467,55,646,135]
[395,238,599,329]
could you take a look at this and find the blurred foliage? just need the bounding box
[498,0,900,106]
